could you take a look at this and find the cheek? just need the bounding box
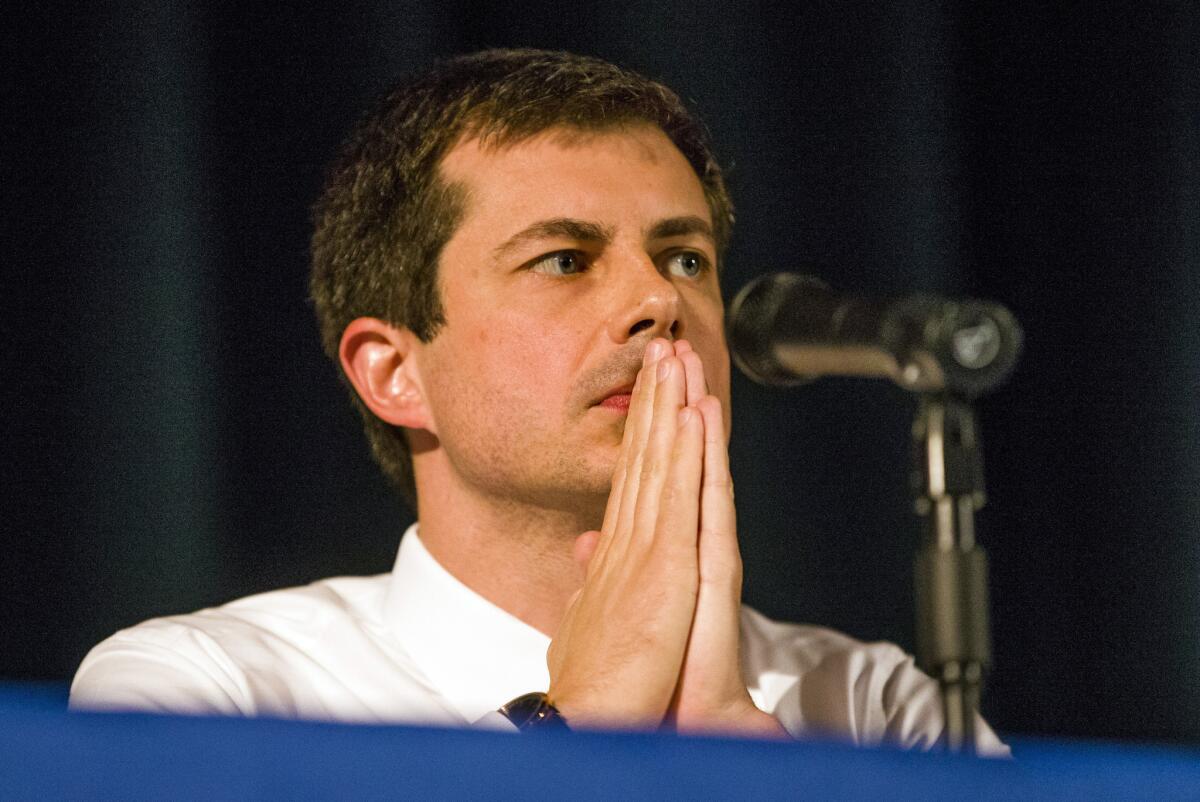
[444,311,579,413]
[685,308,730,393]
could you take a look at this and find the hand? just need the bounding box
[665,341,790,738]
[546,339,704,729]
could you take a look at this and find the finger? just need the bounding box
[599,366,643,532]
[677,346,708,407]
[596,338,670,568]
[697,395,740,581]
[605,339,666,531]
[630,354,688,547]
[574,530,601,578]
[611,340,673,540]
[653,404,704,556]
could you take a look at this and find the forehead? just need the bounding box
[437,124,712,235]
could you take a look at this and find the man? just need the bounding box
[72,49,1004,751]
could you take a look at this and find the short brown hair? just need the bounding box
[310,49,734,511]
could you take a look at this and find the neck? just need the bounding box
[412,456,606,638]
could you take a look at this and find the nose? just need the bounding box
[606,257,682,345]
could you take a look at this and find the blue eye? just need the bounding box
[530,251,588,276]
[666,251,709,278]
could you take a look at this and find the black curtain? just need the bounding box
[4,2,1198,743]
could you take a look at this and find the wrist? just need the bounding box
[498,692,570,731]
[738,707,790,739]
[674,697,790,739]
[547,679,674,731]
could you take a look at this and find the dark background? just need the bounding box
[4,2,1198,744]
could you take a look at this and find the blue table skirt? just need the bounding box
[2,683,1198,800]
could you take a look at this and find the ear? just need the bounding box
[338,317,435,433]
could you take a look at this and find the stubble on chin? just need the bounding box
[461,418,615,522]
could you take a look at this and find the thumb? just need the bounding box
[573,530,601,576]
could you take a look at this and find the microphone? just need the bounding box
[726,273,1023,397]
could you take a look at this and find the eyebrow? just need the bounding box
[491,215,716,262]
[646,215,714,244]
[492,218,615,261]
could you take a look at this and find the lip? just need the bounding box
[594,382,635,406]
[597,393,632,412]
[593,380,636,414]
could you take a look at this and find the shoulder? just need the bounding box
[70,574,390,717]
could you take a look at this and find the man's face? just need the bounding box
[414,123,730,515]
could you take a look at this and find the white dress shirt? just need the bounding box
[71,524,1006,753]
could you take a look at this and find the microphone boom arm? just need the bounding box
[727,272,1022,397]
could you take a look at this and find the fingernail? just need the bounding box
[678,407,693,425]
[645,341,664,365]
[657,357,672,381]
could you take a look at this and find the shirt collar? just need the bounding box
[382,523,551,723]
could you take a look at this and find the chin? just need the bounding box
[572,463,621,512]
[571,462,618,499]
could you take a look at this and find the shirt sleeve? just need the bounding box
[472,710,521,732]
[877,649,1010,757]
[70,624,251,717]
[739,606,1009,755]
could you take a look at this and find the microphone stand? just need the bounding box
[911,394,990,754]
[725,272,1021,753]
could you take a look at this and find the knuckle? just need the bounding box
[698,524,734,543]
[657,483,683,508]
[626,455,645,479]
[639,454,664,481]
[704,473,732,492]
